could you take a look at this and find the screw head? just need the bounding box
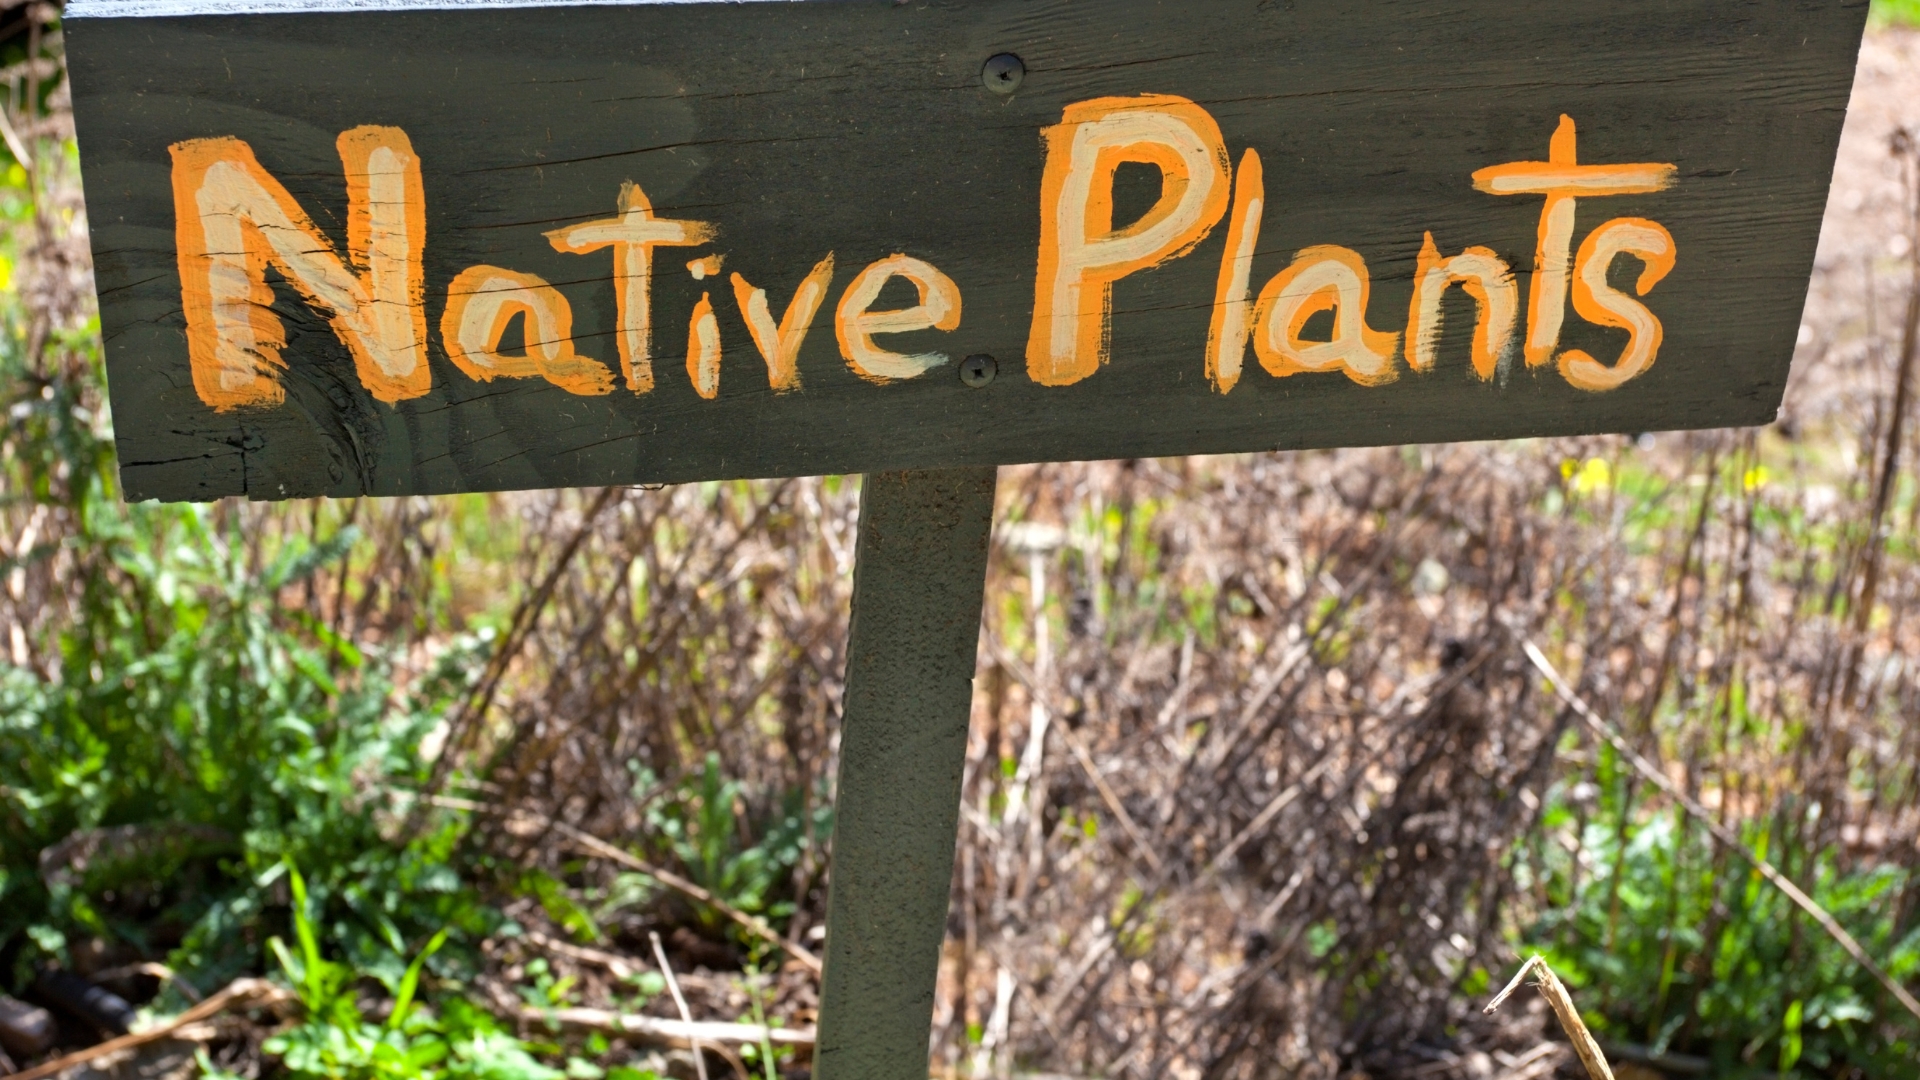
[960,354,998,388]
[982,53,1024,95]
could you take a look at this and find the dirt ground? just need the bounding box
[1792,26,1920,439]
[1813,29,1920,283]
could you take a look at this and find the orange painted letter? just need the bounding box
[1405,232,1518,381]
[440,266,615,396]
[170,127,429,409]
[1027,94,1231,387]
[1472,115,1675,368]
[1560,218,1676,391]
[547,182,714,394]
[1206,149,1264,394]
[687,293,723,399]
[732,254,834,392]
[835,254,962,383]
[1252,246,1399,387]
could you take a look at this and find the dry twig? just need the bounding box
[527,1006,815,1048]
[1201,755,1338,879]
[522,930,645,982]
[1493,1043,1566,1080]
[650,931,708,1080]
[11,979,287,1080]
[86,962,204,1005]
[1485,955,1612,1080]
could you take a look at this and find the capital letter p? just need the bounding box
[1026,94,1231,387]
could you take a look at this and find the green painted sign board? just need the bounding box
[68,0,1866,503]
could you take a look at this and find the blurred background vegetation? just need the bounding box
[2,6,1920,1080]
[1878,0,1920,29]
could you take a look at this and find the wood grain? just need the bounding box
[65,0,1868,502]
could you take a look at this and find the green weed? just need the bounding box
[643,754,830,948]
[261,862,565,1080]
[1522,757,1920,1076]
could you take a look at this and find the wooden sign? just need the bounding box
[67,0,1866,503]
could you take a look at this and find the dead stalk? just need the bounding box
[1485,956,1613,1080]
[651,931,709,1080]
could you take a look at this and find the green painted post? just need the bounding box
[813,467,999,1080]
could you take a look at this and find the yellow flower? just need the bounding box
[1569,457,1611,497]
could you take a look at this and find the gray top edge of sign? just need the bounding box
[67,0,806,18]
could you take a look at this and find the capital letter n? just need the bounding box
[171,126,429,409]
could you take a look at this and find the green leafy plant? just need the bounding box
[266,862,560,1080]
[738,962,784,1080]
[0,470,500,993]
[644,754,829,945]
[1523,751,1920,1077]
